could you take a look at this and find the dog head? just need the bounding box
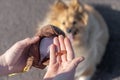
[47,0,89,45]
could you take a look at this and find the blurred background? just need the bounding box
[0,0,120,80]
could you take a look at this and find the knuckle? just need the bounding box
[16,41,24,47]
[16,37,30,47]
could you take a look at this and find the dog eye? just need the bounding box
[62,22,66,25]
[72,21,77,25]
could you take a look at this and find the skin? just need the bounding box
[0,36,40,76]
[0,35,84,80]
[44,35,84,80]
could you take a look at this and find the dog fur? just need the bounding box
[37,0,109,80]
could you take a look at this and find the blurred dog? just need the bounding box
[37,0,109,80]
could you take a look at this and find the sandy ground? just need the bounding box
[0,0,120,80]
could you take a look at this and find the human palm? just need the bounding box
[44,35,84,80]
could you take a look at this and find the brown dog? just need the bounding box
[37,0,109,80]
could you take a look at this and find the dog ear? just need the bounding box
[71,0,79,5]
[52,0,68,10]
[69,0,83,12]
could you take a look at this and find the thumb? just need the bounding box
[71,57,84,69]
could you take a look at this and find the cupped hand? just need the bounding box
[1,36,39,74]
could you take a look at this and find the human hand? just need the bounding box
[0,36,39,75]
[44,35,84,80]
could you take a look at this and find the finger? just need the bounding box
[64,37,74,61]
[28,36,40,45]
[16,36,39,48]
[15,38,31,48]
[49,44,57,64]
[53,37,60,52]
[59,35,66,50]
[71,57,84,69]
[58,35,67,61]
[53,37,62,63]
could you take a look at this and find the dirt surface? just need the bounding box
[0,0,120,80]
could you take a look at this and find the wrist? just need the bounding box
[44,72,54,80]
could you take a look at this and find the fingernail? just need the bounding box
[53,36,58,40]
[59,35,64,38]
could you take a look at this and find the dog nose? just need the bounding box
[66,27,78,35]
[66,28,72,33]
